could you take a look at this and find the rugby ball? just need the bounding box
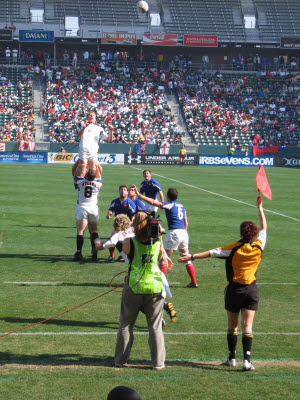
[137,1,149,13]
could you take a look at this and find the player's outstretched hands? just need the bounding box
[178,254,192,263]
[106,211,112,219]
[257,195,262,209]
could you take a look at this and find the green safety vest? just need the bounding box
[129,239,163,295]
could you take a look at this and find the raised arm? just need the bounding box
[133,185,163,209]
[107,124,114,143]
[158,190,164,203]
[178,251,211,263]
[95,162,103,178]
[78,120,88,139]
[257,195,267,232]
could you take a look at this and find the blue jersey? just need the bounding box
[162,201,186,230]
[133,198,146,212]
[140,178,162,200]
[109,197,136,219]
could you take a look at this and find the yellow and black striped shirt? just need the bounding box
[210,231,266,285]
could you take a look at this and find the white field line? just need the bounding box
[1,332,299,336]
[130,167,300,222]
[4,282,296,286]
[257,283,297,285]
[3,282,64,285]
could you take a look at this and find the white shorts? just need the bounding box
[145,203,158,213]
[74,205,99,222]
[78,147,98,162]
[164,229,189,251]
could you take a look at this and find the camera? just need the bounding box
[148,215,160,241]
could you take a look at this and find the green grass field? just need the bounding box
[0,164,299,400]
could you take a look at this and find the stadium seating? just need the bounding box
[44,67,182,145]
[178,72,299,147]
[1,0,299,46]
[0,0,20,22]
[162,0,246,42]
[0,67,35,142]
[254,0,300,43]
[46,0,146,26]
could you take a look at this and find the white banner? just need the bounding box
[47,153,124,165]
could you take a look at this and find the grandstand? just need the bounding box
[178,71,299,146]
[0,0,299,149]
[45,68,182,144]
[0,1,299,42]
[0,66,35,142]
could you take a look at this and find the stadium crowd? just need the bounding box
[0,66,35,143]
[176,69,299,146]
[43,65,182,145]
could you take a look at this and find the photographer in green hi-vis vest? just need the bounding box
[114,212,172,370]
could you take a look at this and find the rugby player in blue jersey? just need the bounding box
[140,170,164,214]
[128,185,146,212]
[105,185,136,262]
[133,185,198,288]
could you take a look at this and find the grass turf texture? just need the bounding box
[0,164,299,400]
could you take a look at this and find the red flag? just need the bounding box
[256,165,272,200]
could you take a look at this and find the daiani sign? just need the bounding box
[19,30,54,42]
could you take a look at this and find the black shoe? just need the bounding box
[106,256,114,263]
[186,283,198,288]
[165,302,177,323]
[91,251,97,262]
[72,251,83,261]
[117,255,125,262]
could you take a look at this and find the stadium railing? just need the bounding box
[0,58,299,73]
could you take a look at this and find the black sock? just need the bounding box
[77,235,84,252]
[90,232,99,253]
[227,332,237,360]
[242,333,253,361]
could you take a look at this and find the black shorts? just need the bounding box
[224,282,259,313]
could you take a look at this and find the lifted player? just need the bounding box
[77,111,113,177]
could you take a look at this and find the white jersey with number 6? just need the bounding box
[75,176,102,207]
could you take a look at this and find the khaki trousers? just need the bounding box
[114,282,165,369]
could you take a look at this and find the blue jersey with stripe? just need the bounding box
[109,197,136,219]
[133,198,146,211]
[140,178,162,200]
[162,201,186,230]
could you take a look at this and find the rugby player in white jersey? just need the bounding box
[94,214,134,263]
[77,111,114,177]
[73,168,102,261]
